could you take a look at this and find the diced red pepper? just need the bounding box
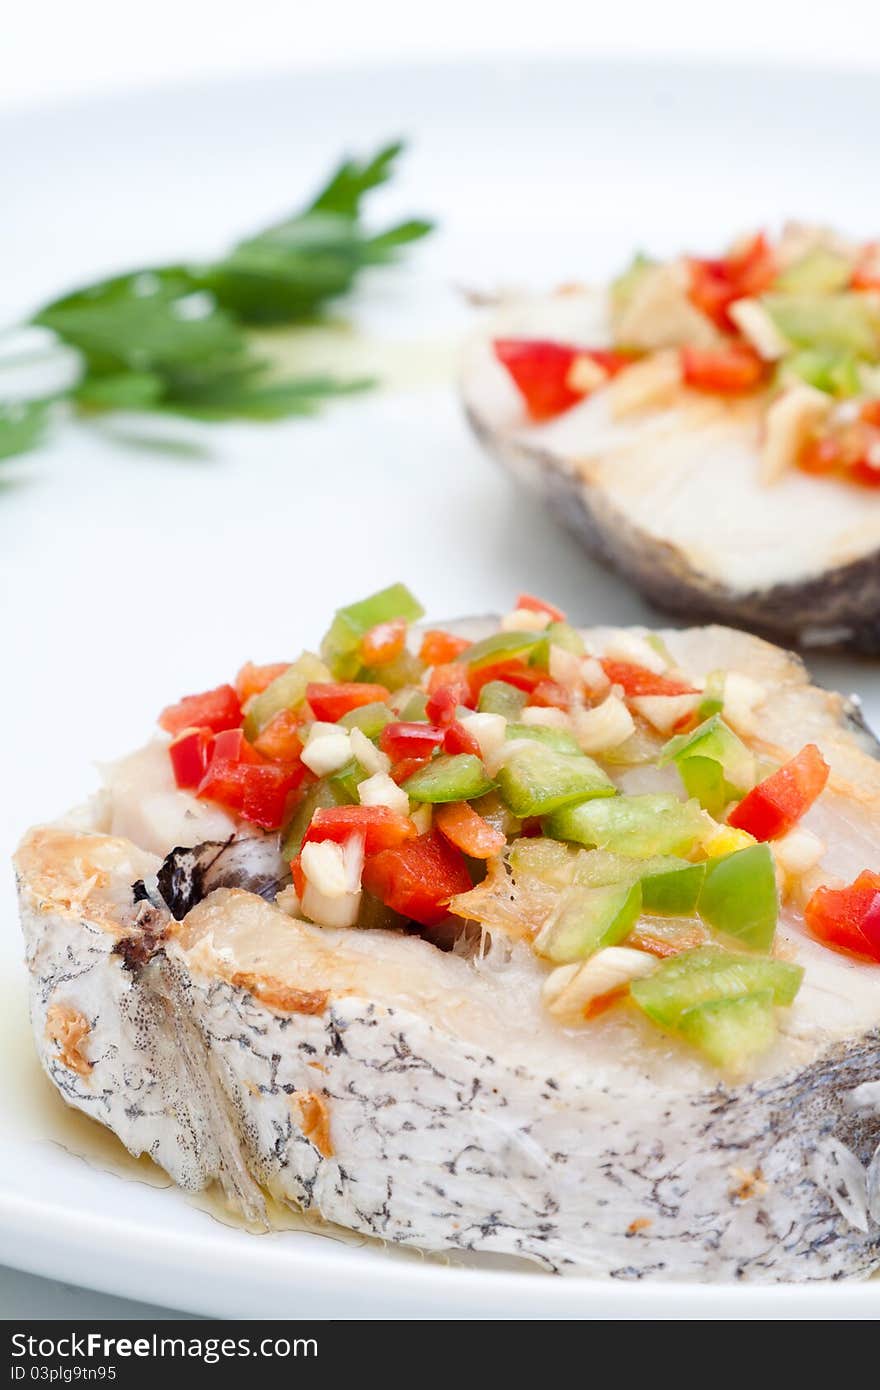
[851,244,880,292]
[493,339,583,421]
[360,618,408,667]
[290,854,307,899]
[418,630,471,666]
[159,684,242,737]
[687,233,776,329]
[251,707,305,764]
[727,743,830,841]
[494,340,634,422]
[434,801,506,859]
[426,662,472,704]
[168,727,215,789]
[198,759,306,830]
[362,830,473,927]
[600,660,698,697]
[443,720,482,757]
[303,805,418,856]
[380,721,445,763]
[235,661,290,704]
[681,343,767,395]
[389,755,433,785]
[527,679,571,710]
[516,592,566,623]
[212,728,264,765]
[306,681,391,724]
[426,683,466,728]
[805,870,880,963]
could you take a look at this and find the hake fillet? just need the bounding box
[15,624,880,1281]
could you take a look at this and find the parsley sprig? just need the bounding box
[0,141,431,460]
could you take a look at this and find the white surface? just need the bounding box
[2,56,879,1320]
[6,0,880,112]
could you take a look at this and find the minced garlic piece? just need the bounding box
[571,694,634,754]
[630,692,701,735]
[608,349,683,419]
[543,948,658,1026]
[760,383,831,485]
[728,298,789,360]
[501,607,551,633]
[566,354,609,395]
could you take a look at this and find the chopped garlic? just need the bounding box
[630,692,701,735]
[581,656,611,697]
[722,672,767,737]
[760,383,831,485]
[274,884,301,917]
[410,803,432,834]
[566,354,608,394]
[602,631,668,674]
[549,645,584,691]
[302,883,361,928]
[608,349,683,418]
[571,694,634,754]
[613,262,721,351]
[300,835,364,928]
[460,712,507,765]
[520,706,570,730]
[349,726,390,777]
[501,607,551,633]
[791,864,845,910]
[358,771,410,815]
[773,826,825,877]
[301,730,353,776]
[728,298,789,360]
[543,948,658,1026]
[301,840,351,897]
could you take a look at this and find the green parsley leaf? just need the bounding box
[0,399,51,461]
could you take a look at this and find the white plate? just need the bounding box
[2,57,879,1320]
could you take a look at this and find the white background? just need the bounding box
[3,0,880,1323]
[5,0,880,113]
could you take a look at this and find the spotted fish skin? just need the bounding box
[14,622,880,1281]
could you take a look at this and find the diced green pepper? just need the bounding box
[505,723,583,755]
[339,702,393,737]
[329,759,367,804]
[281,779,346,859]
[783,348,863,398]
[773,248,852,296]
[529,622,586,668]
[697,844,778,950]
[545,793,705,859]
[533,881,642,963]
[640,859,706,915]
[497,743,615,818]
[659,715,755,816]
[403,753,494,803]
[243,651,330,740]
[630,945,802,1025]
[763,293,880,360]
[398,690,429,721]
[478,680,527,719]
[697,671,725,722]
[678,990,777,1071]
[610,252,656,310]
[359,648,425,692]
[320,583,424,679]
[463,630,544,670]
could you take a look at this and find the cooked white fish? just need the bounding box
[461,288,880,651]
[16,622,880,1281]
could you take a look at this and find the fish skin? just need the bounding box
[14,624,880,1281]
[462,290,880,654]
[15,865,880,1280]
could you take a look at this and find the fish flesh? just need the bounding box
[15,622,880,1280]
